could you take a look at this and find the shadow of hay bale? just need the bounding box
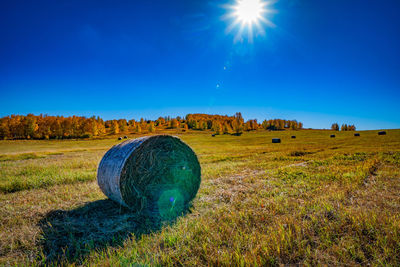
[38,199,190,264]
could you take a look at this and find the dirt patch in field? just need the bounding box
[286,162,309,168]
[200,169,268,207]
[344,164,400,213]
[288,151,314,157]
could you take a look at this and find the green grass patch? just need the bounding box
[0,153,46,162]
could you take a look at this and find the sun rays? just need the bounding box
[223,0,275,43]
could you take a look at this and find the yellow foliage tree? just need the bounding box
[148,122,155,133]
[110,120,120,134]
[135,124,142,133]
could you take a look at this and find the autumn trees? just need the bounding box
[186,113,246,134]
[170,119,180,129]
[110,120,120,135]
[261,119,303,131]
[148,122,156,133]
[341,124,356,131]
[184,113,303,135]
[0,114,106,139]
[0,113,305,140]
[331,123,340,131]
[331,123,356,131]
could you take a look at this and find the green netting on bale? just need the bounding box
[119,135,201,220]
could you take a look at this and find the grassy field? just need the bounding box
[0,129,399,266]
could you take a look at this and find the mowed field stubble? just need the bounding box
[1,129,400,266]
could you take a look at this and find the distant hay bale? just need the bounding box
[211,134,216,137]
[330,135,336,138]
[291,136,296,139]
[118,137,123,140]
[272,138,281,143]
[97,135,201,219]
[124,136,128,139]
[378,131,386,135]
[354,133,360,137]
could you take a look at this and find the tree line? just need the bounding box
[0,114,106,140]
[331,123,356,131]
[0,113,304,140]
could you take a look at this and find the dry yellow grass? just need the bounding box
[0,129,399,266]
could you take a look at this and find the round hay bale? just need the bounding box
[97,135,201,219]
[378,131,386,135]
[354,133,360,137]
[272,138,281,143]
[124,136,128,139]
[291,136,296,139]
[330,135,336,138]
[118,137,123,140]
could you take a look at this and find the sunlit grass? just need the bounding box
[0,129,399,265]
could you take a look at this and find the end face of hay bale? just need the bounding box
[97,135,201,220]
[378,131,386,135]
[354,133,360,137]
[118,137,123,140]
[124,136,128,139]
[272,138,281,143]
[330,135,336,138]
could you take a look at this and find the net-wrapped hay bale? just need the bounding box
[97,135,201,220]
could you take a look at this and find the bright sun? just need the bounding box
[234,0,265,25]
[224,0,274,42]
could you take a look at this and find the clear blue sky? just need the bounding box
[1,0,399,130]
